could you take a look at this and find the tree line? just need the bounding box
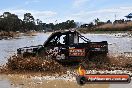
[0,12,77,32]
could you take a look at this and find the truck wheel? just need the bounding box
[76,76,86,85]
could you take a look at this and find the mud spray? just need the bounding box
[0,54,132,76]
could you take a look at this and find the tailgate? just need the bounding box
[89,41,108,53]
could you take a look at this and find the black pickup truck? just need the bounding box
[17,30,108,63]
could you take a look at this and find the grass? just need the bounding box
[99,22,132,29]
[78,22,132,33]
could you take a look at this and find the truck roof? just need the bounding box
[43,30,91,46]
[43,30,79,46]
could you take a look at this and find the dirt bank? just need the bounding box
[0,31,39,40]
[0,31,20,39]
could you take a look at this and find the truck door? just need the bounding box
[68,32,86,62]
[43,33,68,61]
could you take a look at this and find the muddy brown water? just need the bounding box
[0,74,109,88]
[0,74,132,88]
[0,32,132,88]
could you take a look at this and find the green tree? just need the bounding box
[0,12,22,32]
[23,13,35,23]
[94,18,100,25]
[23,13,35,31]
[36,19,43,31]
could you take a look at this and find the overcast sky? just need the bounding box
[0,0,132,23]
